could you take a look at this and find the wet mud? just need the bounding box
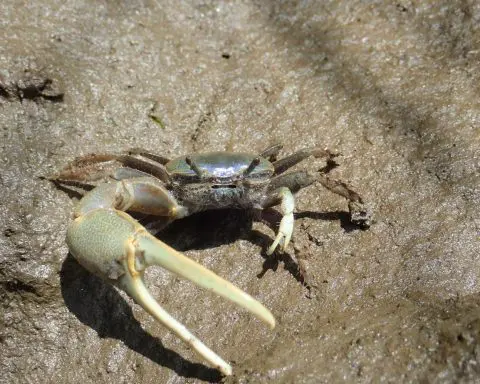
[1,1,479,383]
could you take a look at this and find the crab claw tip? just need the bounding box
[137,232,276,328]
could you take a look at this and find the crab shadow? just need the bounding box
[60,254,223,382]
[157,207,362,286]
[60,207,361,379]
[156,209,308,286]
[154,208,254,251]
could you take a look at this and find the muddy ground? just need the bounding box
[1,1,479,383]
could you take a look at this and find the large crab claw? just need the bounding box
[66,180,275,376]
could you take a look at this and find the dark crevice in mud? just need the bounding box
[0,76,64,103]
[3,228,16,237]
[0,84,10,99]
[0,276,59,304]
[318,157,340,174]
[2,278,39,295]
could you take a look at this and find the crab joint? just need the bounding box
[125,233,147,278]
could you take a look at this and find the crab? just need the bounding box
[52,144,371,376]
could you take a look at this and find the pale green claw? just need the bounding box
[67,208,275,376]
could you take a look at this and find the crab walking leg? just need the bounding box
[258,143,283,161]
[272,148,337,175]
[262,187,295,255]
[67,208,275,373]
[268,171,372,228]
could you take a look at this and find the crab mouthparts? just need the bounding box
[211,184,237,189]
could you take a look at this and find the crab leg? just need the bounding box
[258,143,283,161]
[67,178,274,374]
[269,171,372,228]
[262,187,295,255]
[272,148,337,175]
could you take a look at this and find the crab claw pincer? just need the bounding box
[67,208,274,376]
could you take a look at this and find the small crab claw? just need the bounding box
[67,208,275,375]
[264,187,295,255]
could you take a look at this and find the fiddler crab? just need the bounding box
[52,144,371,376]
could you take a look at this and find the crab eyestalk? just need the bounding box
[243,157,260,176]
[185,156,205,178]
